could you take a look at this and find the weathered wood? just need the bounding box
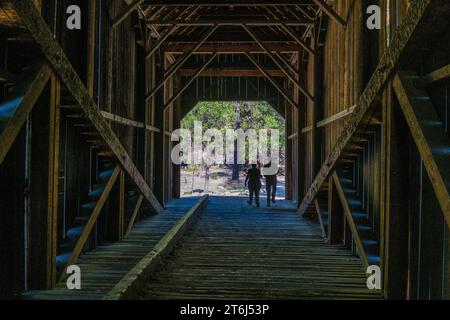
[242,24,314,103]
[112,0,145,29]
[163,53,218,110]
[312,0,346,27]
[140,197,381,300]
[298,0,434,216]
[314,199,327,238]
[393,71,450,227]
[59,166,121,282]
[125,195,144,238]
[416,63,450,87]
[245,53,299,109]
[145,25,220,102]
[332,172,369,270]
[0,64,51,166]
[104,195,209,300]
[12,0,164,213]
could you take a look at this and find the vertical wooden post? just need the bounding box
[86,1,97,98]
[285,102,293,200]
[381,84,409,299]
[328,176,344,245]
[118,169,125,240]
[29,73,59,290]
[172,75,181,199]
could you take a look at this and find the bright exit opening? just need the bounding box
[180,101,286,199]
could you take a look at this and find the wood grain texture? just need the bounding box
[140,197,382,300]
[23,197,202,300]
[298,0,433,216]
[393,71,450,227]
[12,0,164,214]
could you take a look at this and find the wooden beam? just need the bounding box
[242,24,315,103]
[163,43,305,54]
[164,53,218,110]
[13,0,164,213]
[245,53,299,110]
[112,0,145,29]
[144,1,320,5]
[280,24,315,55]
[145,19,314,26]
[332,172,369,270]
[146,25,178,60]
[60,165,121,282]
[0,64,52,166]
[178,67,285,78]
[145,25,220,103]
[314,199,327,238]
[104,195,209,300]
[312,0,346,26]
[125,195,144,239]
[297,0,434,216]
[416,64,450,87]
[101,111,160,133]
[393,71,450,227]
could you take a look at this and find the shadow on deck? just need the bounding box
[139,196,382,300]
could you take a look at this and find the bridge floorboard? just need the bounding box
[23,197,200,300]
[140,197,382,300]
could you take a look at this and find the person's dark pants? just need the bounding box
[248,186,260,206]
[266,179,277,206]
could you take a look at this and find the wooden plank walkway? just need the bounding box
[140,197,383,300]
[22,197,201,300]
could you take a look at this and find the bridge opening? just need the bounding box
[179,100,286,200]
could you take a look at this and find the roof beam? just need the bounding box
[312,0,346,26]
[179,67,285,77]
[242,24,314,102]
[145,1,316,6]
[163,43,304,54]
[245,53,299,110]
[145,19,314,26]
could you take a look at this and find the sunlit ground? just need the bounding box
[181,166,286,199]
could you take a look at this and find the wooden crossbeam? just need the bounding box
[112,0,145,29]
[312,0,346,26]
[145,20,314,26]
[314,199,327,238]
[0,64,52,166]
[145,25,220,103]
[163,43,305,54]
[60,165,121,282]
[242,24,315,103]
[146,25,178,60]
[393,71,450,227]
[164,53,218,110]
[332,172,369,270]
[280,24,315,55]
[245,53,300,110]
[416,64,450,87]
[297,0,433,216]
[13,0,164,214]
[125,195,144,239]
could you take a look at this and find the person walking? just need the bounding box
[245,164,262,208]
[263,163,278,207]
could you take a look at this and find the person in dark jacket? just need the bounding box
[264,163,278,207]
[245,164,262,207]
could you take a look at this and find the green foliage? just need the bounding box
[182,101,285,143]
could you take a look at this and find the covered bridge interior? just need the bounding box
[0,0,449,300]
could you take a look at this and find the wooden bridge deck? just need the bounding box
[23,197,201,300]
[140,197,382,300]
